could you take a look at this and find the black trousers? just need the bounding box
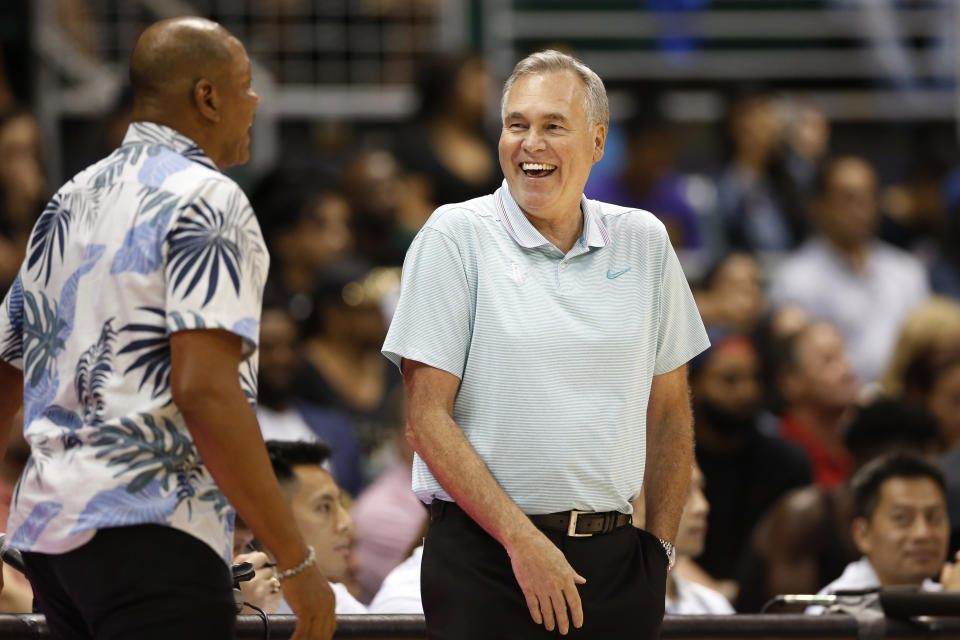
[421,501,668,640]
[21,524,236,640]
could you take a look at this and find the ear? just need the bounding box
[592,123,607,163]
[851,517,872,555]
[193,79,220,123]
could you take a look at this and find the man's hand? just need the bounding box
[281,564,337,640]
[941,551,960,591]
[234,551,283,614]
[506,531,585,635]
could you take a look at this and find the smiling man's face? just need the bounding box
[498,70,605,223]
[853,476,949,587]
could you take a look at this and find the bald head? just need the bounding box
[130,17,237,105]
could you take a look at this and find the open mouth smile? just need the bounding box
[520,162,557,178]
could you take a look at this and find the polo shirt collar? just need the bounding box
[122,121,219,172]
[496,180,610,250]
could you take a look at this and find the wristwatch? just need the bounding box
[657,537,676,571]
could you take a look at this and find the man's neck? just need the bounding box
[523,205,584,254]
[785,404,850,448]
[825,237,870,273]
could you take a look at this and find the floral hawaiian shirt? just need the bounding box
[0,122,268,564]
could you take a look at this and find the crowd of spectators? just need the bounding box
[1,39,960,616]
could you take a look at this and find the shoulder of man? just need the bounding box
[588,199,669,236]
[419,194,498,237]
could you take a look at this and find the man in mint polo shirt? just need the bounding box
[383,49,709,640]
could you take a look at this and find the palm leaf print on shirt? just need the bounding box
[75,318,116,425]
[22,291,66,388]
[91,412,198,494]
[167,197,242,307]
[27,195,74,286]
[118,307,170,399]
[0,274,23,362]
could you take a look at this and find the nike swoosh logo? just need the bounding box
[607,268,631,279]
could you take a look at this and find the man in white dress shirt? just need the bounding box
[809,453,959,614]
[238,441,367,614]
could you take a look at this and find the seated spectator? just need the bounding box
[294,260,402,473]
[770,156,930,385]
[256,292,364,496]
[715,93,806,252]
[695,252,766,334]
[882,296,960,399]
[753,303,812,420]
[782,99,830,203]
[808,452,959,613]
[350,389,428,603]
[633,463,735,615]
[236,440,367,614]
[253,170,354,323]
[586,101,711,253]
[775,321,860,489]
[393,53,501,216]
[342,149,432,265]
[691,327,812,592]
[735,399,941,612]
[0,107,45,292]
[903,347,960,453]
[930,166,960,300]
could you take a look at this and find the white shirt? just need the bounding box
[368,545,424,614]
[769,237,929,384]
[257,406,321,443]
[666,576,735,615]
[806,556,942,614]
[0,122,268,564]
[383,181,709,514]
[276,582,368,615]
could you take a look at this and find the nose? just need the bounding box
[689,488,710,517]
[338,504,354,536]
[521,127,545,153]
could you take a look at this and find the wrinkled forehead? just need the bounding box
[504,71,589,119]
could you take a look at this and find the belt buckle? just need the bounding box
[567,510,593,537]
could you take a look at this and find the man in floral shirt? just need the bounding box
[0,17,335,640]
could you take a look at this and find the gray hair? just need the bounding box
[500,50,609,128]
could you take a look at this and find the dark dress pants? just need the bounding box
[21,524,236,640]
[421,501,668,640]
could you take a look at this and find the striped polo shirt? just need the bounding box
[383,180,709,515]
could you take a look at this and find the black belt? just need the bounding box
[529,510,632,537]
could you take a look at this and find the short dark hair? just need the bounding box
[851,452,946,521]
[265,440,333,487]
[843,399,939,462]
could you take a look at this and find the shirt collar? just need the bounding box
[121,121,219,172]
[496,179,610,250]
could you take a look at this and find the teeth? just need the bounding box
[521,163,556,171]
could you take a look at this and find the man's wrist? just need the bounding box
[656,537,676,571]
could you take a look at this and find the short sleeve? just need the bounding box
[653,232,710,375]
[164,179,269,359]
[0,273,24,369]
[382,227,473,378]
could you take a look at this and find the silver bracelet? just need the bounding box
[276,545,315,581]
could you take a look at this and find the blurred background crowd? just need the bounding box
[1,0,960,615]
